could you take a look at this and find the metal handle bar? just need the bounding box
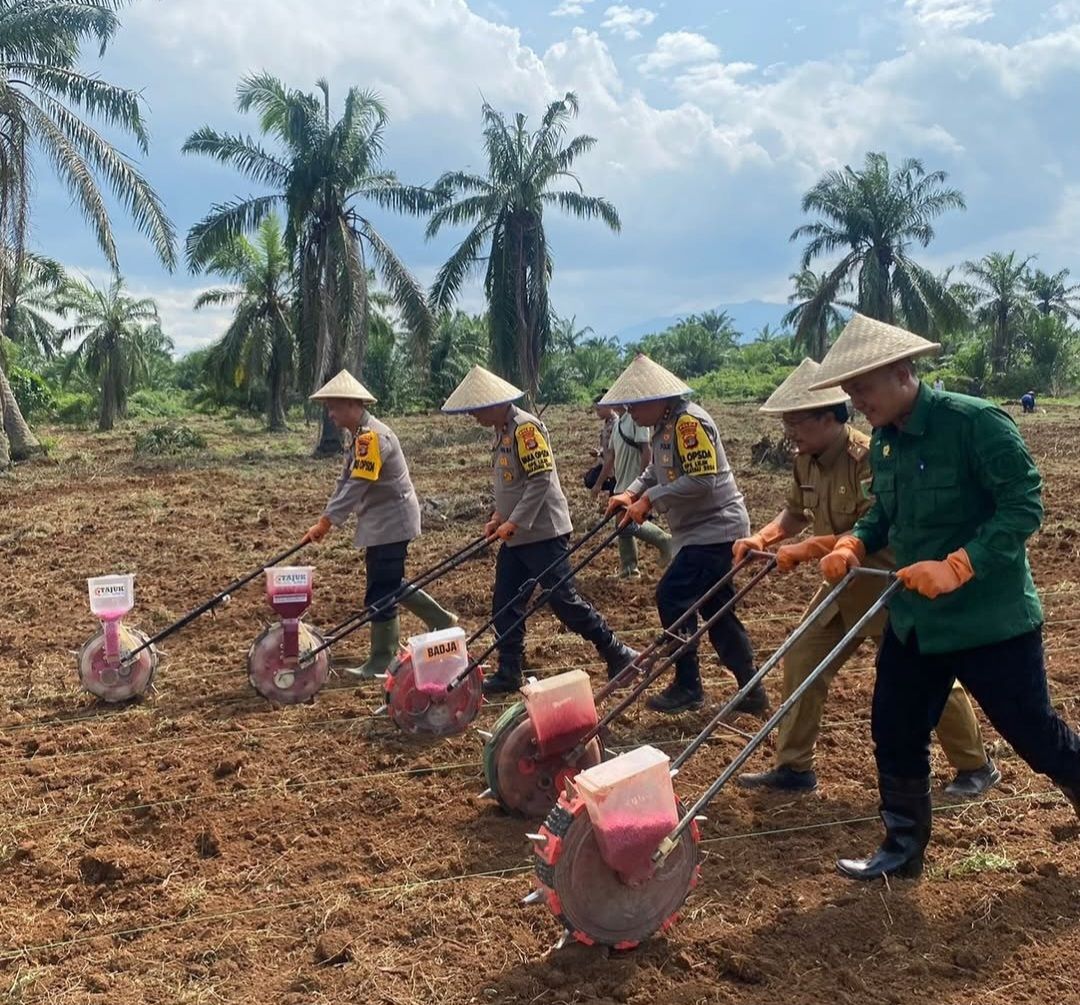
[566,552,778,756]
[655,570,900,862]
[298,535,491,666]
[446,520,625,691]
[120,541,309,664]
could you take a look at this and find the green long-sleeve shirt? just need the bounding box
[852,382,1043,653]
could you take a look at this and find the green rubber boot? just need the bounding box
[637,520,673,568]
[399,589,458,631]
[345,617,401,680]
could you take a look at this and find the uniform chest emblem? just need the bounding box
[883,445,891,458]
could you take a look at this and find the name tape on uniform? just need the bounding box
[515,422,554,477]
[675,417,718,476]
[350,429,383,481]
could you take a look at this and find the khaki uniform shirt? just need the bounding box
[323,411,422,549]
[492,405,573,547]
[786,425,891,633]
[628,400,749,554]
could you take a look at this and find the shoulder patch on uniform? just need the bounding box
[515,422,554,477]
[350,429,382,481]
[674,415,718,476]
[847,438,869,462]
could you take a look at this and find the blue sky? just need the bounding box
[28,0,1080,353]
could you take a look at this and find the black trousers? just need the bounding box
[655,542,755,691]
[365,540,409,623]
[873,624,1080,786]
[492,535,614,661]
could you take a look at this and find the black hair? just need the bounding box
[592,390,608,404]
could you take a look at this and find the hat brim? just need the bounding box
[599,390,691,406]
[441,394,521,415]
[309,390,377,403]
[807,344,941,390]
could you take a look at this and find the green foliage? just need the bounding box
[128,388,188,418]
[52,390,96,424]
[133,423,207,456]
[691,363,795,402]
[8,365,53,419]
[428,92,618,402]
[628,313,740,377]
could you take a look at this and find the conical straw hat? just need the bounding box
[599,353,692,406]
[441,365,523,413]
[807,314,941,390]
[309,369,377,403]
[759,359,849,414]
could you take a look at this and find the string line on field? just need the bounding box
[0,788,1068,963]
[8,631,1080,735]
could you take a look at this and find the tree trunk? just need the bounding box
[99,376,117,432]
[0,361,43,461]
[268,360,289,433]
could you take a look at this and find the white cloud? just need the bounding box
[551,0,594,16]
[638,31,720,75]
[904,0,995,31]
[600,5,657,41]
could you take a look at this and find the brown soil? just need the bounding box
[1,401,1079,1004]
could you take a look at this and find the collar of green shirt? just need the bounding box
[891,380,935,437]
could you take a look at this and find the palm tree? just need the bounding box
[0,251,66,360]
[58,275,161,431]
[783,269,848,361]
[195,215,296,432]
[1027,267,1080,321]
[0,0,176,465]
[184,75,436,454]
[964,251,1035,374]
[427,92,620,401]
[428,310,488,405]
[789,152,966,349]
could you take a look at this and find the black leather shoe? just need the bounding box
[736,766,818,792]
[730,683,770,717]
[646,684,705,714]
[600,639,639,681]
[944,759,1001,799]
[1060,784,1080,817]
[482,656,523,696]
[836,775,931,882]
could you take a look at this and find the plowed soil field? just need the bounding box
[2,401,1079,1005]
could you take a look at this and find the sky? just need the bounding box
[26,0,1080,354]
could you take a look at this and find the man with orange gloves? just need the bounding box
[733,359,996,797]
[602,354,765,715]
[302,370,457,678]
[806,315,1080,881]
[442,366,637,695]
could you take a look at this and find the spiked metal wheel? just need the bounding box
[247,621,331,704]
[385,651,484,737]
[482,703,605,817]
[77,625,158,702]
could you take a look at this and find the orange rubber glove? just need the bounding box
[776,534,838,573]
[301,516,332,545]
[484,513,503,538]
[494,521,518,542]
[819,535,866,583]
[733,520,787,563]
[897,549,974,599]
[622,495,652,528]
[606,491,636,518]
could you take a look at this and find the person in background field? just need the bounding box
[733,358,997,797]
[933,378,944,392]
[1022,390,1037,414]
[302,370,457,678]
[604,354,766,715]
[807,315,1080,881]
[605,402,672,579]
[442,365,638,694]
[584,393,617,497]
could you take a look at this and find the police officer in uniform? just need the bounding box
[442,365,638,695]
[808,315,1080,880]
[733,359,998,797]
[302,370,457,677]
[603,354,766,715]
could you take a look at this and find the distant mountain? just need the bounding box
[613,300,791,343]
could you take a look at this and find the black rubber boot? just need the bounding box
[736,766,818,792]
[645,682,705,714]
[730,666,770,717]
[836,775,932,881]
[598,636,639,682]
[944,758,1001,799]
[1060,784,1080,818]
[482,654,524,696]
